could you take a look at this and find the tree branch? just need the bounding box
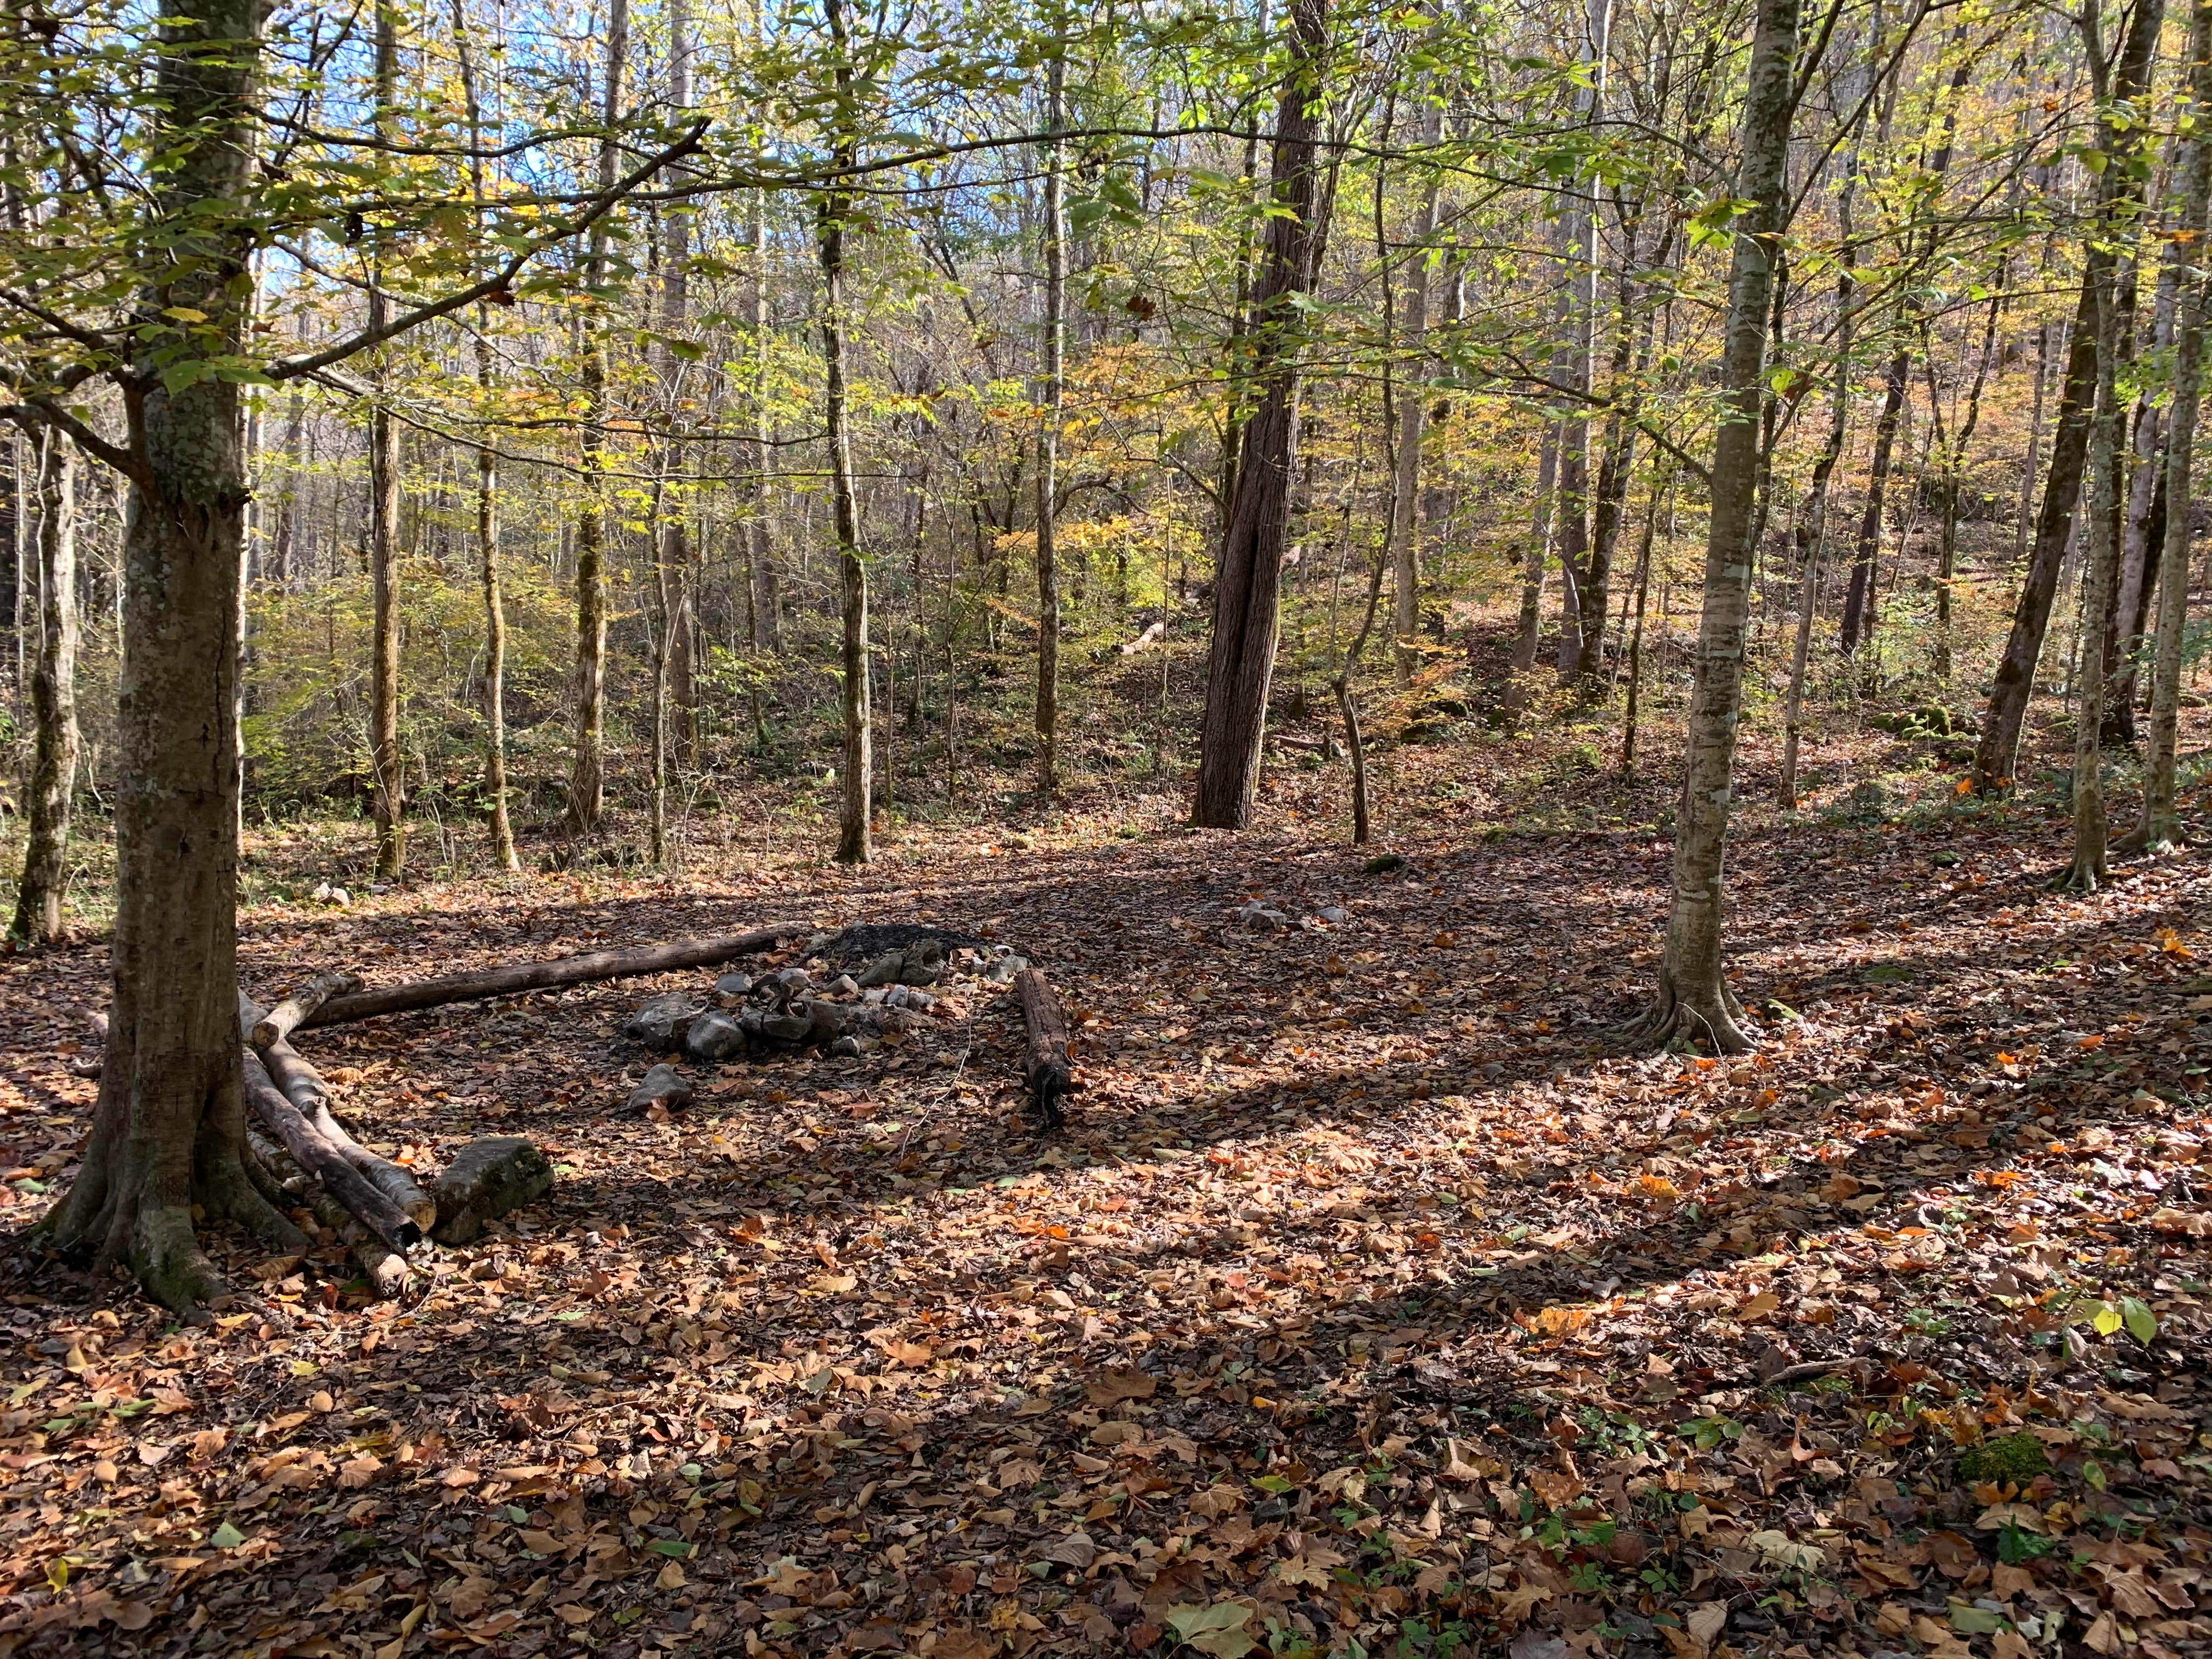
[269,119,711,382]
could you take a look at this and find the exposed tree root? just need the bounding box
[1619,970,1754,1056]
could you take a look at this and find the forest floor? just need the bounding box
[0,708,2209,1659]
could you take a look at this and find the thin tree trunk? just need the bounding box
[822,0,870,863]
[1618,465,1667,777]
[1190,0,1332,830]
[1930,289,2001,686]
[566,0,629,836]
[367,1,405,877]
[452,0,517,873]
[2063,0,2168,889]
[2107,258,2179,736]
[10,430,77,943]
[1390,76,1442,685]
[1034,24,1066,796]
[1630,0,1797,1054]
[1839,349,1906,657]
[2129,0,2212,853]
[1504,422,1560,721]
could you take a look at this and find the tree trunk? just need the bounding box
[1838,348,1907,657]
[1629,0,1798,1054]
[366,2,406,878]
[2129,0,2212,854]
[1504,422,1560,720]
[1390,83,1441,686]
[1781,250,1855,809]
[566,0,629,836]
[2062,0,2168,889]
[822,0,870,863]
[2106,259,2177,736]
[10,430,77,944]
[40,0,308,1312]
[1974,270,2101,791]
[450,1,518,873]
[1034,27,1066,797]
[1190,0,1331,830]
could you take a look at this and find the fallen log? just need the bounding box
[242,1049,423,1254]
[241,994,436,1231]
[252,971,364,1047]
[249,1130,410,1300]
[1015,966,1076,1132]
[300,923,811,1028]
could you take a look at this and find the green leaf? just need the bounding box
[1251,1474,1296,1495]
[210,1521,245,1550]
[650,1539,691,1558]
[159,359,216,396]
[1949,1602,2006,1634]
[1165,1604,1257,1659]
[2121,1297,2157,1342]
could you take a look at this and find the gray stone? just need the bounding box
[1318,905,1348,924]
[1238,901,1288,931]
[752,1008,817,1045]
[713,971,754,1000]
[624,991,704,1048]
[831,1033,881,1057]
[984,953,1030,985]
[767,967,814,995]
[683,1009,748,1062]
[431,1137,553,1245]
[625,1063,692,1113]
[898,938,949,985]
[828,974,861,997]
[857,950,906,989]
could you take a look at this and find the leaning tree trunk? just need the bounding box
[1190,0,1332,829]
[1629,0,1798,1054]
[1838,347,1906,658]
[40,0,308,1312]
[2129,0,2212,854]
[1974,270,2100,792]
[10,429,78,944]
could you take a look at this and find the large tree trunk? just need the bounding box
[1974,270,2100,791]
[10,430,78,944]
[1034,30,1066,796]
[1629,0,1798,1054]
[40,0,308,1312]
[566,0,629,836]
[823,0,871,863]
[367,1,406,878]
[2129,0,2212,854]
[1189,0,1331,829]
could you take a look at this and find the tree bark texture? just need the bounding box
[2131,0,2212,853]
[368,1,405,878]
[1632,0,1798,1054]
[10,429,78,944]
[40,0,310,1313]
[566,0,629,836]
[300,924,806,1028]
[1190,0,1331,830]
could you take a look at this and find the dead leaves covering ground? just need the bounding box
[0,778,2207,1659]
